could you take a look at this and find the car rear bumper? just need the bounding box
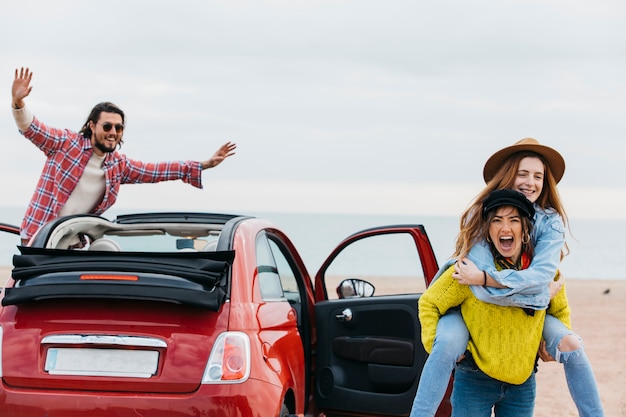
[0,378,283,417]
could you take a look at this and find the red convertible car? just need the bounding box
[0,212,450,417]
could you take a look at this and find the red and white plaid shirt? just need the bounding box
[20,116,203,241]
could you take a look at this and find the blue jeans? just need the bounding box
[411,310,605,417]
[451,360,536,417]
[543,315,605,417]
[410,308,468,417]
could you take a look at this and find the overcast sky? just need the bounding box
[1,0,625,220]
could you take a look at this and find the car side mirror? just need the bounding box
[336,278,375,299]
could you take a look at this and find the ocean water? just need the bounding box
[253,211,624,280]
[0,206,623,280]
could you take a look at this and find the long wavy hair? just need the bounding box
[454,150,569,259]
[79,102,126,148]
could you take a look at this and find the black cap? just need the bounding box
[483,189,535,220]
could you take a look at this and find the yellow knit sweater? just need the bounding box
[419,265,570,385]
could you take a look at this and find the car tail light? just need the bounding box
[202,332,250,384]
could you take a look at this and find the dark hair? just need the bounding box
[79,102,126,147]
[482,189,535,220]
[482,205,534,260]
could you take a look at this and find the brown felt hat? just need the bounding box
[482,138,565,184]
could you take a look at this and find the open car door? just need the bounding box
[313,224,451,417]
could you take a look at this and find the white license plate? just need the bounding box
[45,348,159,378]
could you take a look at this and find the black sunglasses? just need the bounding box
[101,122,124,133]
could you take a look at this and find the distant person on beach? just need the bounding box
[419,188,570,416]
[410,138,604,417]
[11,67,236,244]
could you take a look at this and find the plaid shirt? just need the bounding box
[20,116,203,241]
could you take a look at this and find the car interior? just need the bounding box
[36,215,224,253]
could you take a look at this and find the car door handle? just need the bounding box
[335,308,353,322]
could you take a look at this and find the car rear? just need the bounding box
[0,298,285,416]
[0,213,285,416]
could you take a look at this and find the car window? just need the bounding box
[256,233,285,299]
[268,239,301,305]
[324,232,428,299]
[255,233,301,304]
[33,215,224,252]
[106,234,213,252]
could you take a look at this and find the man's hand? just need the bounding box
[12,67,33,109]
[201,141,237,169]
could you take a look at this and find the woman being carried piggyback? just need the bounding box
[419,189,569,416]
[410,138,604,417]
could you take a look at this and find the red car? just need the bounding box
[0,212,450,417]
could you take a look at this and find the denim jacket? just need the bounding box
[433,206,564,310]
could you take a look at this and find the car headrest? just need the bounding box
[89,238,121,252]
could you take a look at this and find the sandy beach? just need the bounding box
[0,265,623,416]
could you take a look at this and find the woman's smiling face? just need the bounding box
[489,205,523,263]
[513,156,544,204]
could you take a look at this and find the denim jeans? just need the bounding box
[543,314,605,417]
[410,310,605,417]
[451,360,536,417]
[410,308,468,417]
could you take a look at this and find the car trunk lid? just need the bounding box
[1,298,229,393]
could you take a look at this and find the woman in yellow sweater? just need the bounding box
[419,189,570,417]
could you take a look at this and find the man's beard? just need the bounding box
[93,137,117,154]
